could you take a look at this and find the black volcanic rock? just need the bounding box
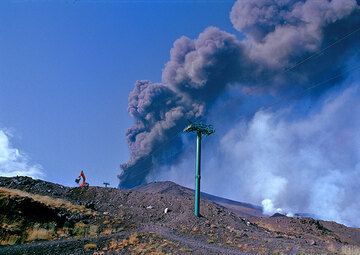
[1,176,360,255]
[271,213,287,218]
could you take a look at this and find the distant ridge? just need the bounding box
[1,176,360,255]
[133,181,264,217]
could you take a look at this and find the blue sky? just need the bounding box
[1,0,360,227]
[0,1,236,186]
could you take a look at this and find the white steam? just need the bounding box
[261,199,284,215]
[0,130,43,178]
[155,81,360,227]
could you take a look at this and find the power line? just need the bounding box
[120,63,360,183]
[119,25,360,182]
[119,144,189,181]
[260,64,360,111]
[283,26,360,74]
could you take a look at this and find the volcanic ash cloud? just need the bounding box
[119,0,360,189]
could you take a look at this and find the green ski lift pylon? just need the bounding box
[184,122,215,217]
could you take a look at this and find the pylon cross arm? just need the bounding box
[183,123,215,136]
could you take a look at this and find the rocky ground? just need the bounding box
[0,176,360,255]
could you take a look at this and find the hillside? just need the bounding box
[133,181,264,218]
[0,176,360,255]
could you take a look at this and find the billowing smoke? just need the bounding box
[119,0,360,190]
[157,78,360,226]
[0,129,43,178]
[119,27,246,188]
[231,0,358,69]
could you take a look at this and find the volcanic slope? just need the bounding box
[0,177,360,255]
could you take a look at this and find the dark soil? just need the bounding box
[1,176,360,255]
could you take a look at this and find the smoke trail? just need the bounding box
[155,75,360,226]
[210,78,360,227]
[0,129,43,178]
[119,0,360,188]
[119,28,245,187]
[231,0,358,69]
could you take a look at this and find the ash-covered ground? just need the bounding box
[1,176,360,255]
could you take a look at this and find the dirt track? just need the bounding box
[1,176,360,255]
[140,225,250,255]
[0,225,250,255]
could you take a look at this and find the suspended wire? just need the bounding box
[120,144,190,181]
[120,126,185,169]
[119,24,360,181]
[121,62,360,183]
[283,26,360,74]
[245,64,360,117]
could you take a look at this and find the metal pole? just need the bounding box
[194,131,202,217]
[183,122,214,218]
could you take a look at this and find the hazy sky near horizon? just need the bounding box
[0,1,237,186]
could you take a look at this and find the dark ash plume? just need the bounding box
[231,0,359,69]
[119,0,360,188]
[119,27,244,188]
